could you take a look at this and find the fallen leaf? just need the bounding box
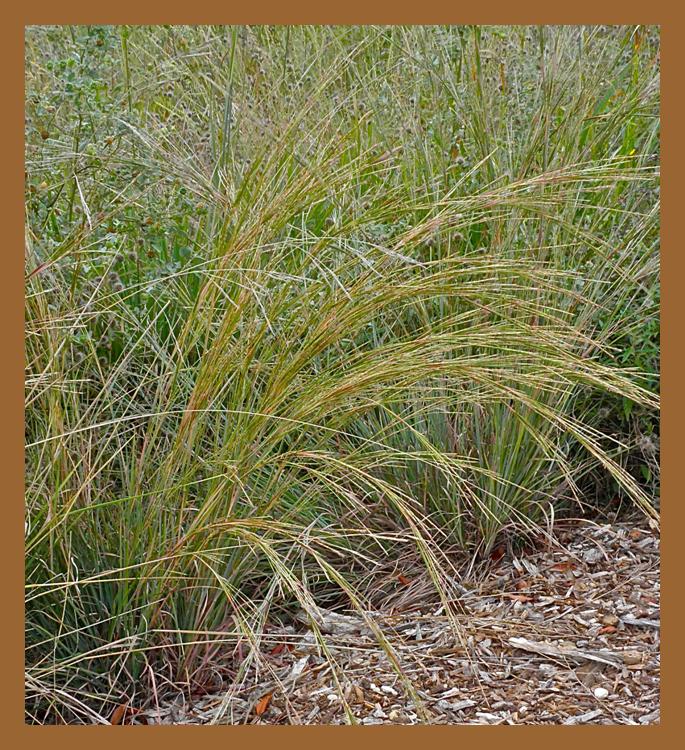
[490,546,506,563]
[270,643,286,655]
[504,593,534,603]
[110,702,129,725]
[397,574,411,585]
[598,625,617,635]
[550,561,574,572]
[255,692,273,716]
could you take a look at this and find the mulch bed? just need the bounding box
[136,520,660,725]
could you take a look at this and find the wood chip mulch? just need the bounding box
[136,520,659,725]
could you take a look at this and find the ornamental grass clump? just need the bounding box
[25,25,659,723]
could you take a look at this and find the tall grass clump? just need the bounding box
[25,25,659,723]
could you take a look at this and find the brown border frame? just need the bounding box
[8,5,677,747]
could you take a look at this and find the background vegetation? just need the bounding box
[25,25,659,724]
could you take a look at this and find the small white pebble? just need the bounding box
[380,685,398,696]
[327,693,339,702]
[361,716,384,725]
[593,687,609,699]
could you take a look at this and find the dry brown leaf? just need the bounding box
[397,575,411,585]
[550,561,575,572]
[504,593,534,603]
[110,702,129,725]
[255,692,273,716]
